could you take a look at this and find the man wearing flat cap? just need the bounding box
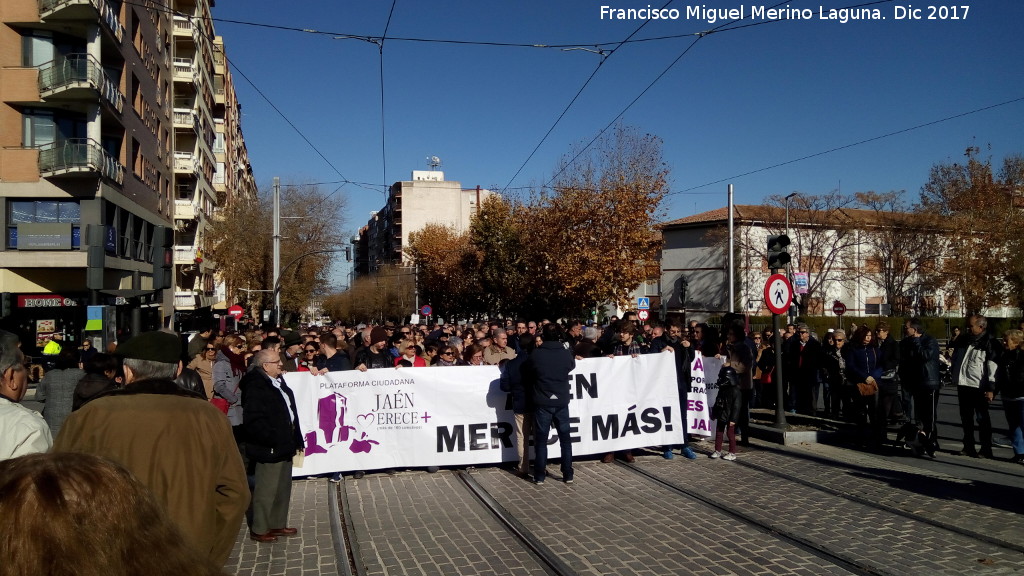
[279,330,304,372]
[53,330,249,566]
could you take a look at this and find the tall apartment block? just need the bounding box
[353,170,494,276]
[0,0,255,355]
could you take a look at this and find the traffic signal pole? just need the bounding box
[767,233,792,428]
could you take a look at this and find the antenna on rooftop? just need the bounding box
[427,155,442,170]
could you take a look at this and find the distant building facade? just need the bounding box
[354,171,494,275]
[658,205,1002,321]
[0,0,255,350]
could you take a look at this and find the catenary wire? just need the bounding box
[673,95,1024,194]
[499,0,677,194]
[379,0,398,197]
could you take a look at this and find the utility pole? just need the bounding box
[728,184,735,313]
[273,177,281,326]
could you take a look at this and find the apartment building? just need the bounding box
[0,0,254,353]
[353,170,494,276]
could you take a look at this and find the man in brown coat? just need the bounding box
[53,331,249,566]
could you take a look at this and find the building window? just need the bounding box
[7,200,81,249]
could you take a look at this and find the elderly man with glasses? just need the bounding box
[240,348,303,542]
[782,323,823,415]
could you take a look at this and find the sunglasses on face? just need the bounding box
[205,347,216,351]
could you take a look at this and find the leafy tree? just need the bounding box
[468,196,530,317]
[528,123,667,317]
[920,147,1023,313]
[406,223,480,320]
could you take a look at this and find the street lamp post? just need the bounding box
[784,192,798,322]
[272,248,348,326]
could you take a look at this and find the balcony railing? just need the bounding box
[38,54,125,113]
[173,16,193,35]
[38,138,124,184]
[173,58,195,81]
[173,152,196,173]
[39,0,125,44]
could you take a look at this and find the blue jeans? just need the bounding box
[1005,398,1024,455]
[533,404,573,482]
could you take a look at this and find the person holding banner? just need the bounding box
[523,324,576,484]
[601,321,648,463]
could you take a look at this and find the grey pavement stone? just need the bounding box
[224,478,338,576]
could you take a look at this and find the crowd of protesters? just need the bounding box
[1,309,1022,571]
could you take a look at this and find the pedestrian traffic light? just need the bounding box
[767,234,791,270]
[152,225,173,290]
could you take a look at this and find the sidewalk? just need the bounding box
[224,478,340,576]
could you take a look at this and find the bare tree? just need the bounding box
[854,191,945,316]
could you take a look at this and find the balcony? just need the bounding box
[174,199,198,220]
[38,54,125,113]
[172,108,199,134]
[174,292,198,309]
[173,246,198,265]
[38,138,124,184]
[173,58,196,82]
[39,0,125,44]
[172,16,193,37]
[173,152,196,174]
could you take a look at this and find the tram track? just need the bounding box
[617,462,885,576]
[721,447,1024,555]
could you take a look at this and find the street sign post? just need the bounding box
[637,309,650,321]
[832,301,847,316]
[420,304,432,316]
[764,273,793,430]
[764,274,793,315]
[637,297,650,310]
[228,304,244,319]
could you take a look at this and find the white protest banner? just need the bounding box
[284,352,684,476]
[687,352,723,438]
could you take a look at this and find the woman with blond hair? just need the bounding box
[0,452,227,576]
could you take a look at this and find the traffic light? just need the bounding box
[152,225,173,290]
[767,234,791,270]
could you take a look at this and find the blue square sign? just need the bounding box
[637,297,650,310]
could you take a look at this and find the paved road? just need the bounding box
[225,433,1023,576]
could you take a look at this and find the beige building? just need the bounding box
[0,0,254,351]
[354,170,494,275]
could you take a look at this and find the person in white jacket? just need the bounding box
[0,330,51,461]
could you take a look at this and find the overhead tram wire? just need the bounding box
[499,0,677,195]
[538,0,887,192]
[378,0,398,198]
[674,94,1024,194]
[223,54,380,195]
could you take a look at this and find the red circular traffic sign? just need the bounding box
[764,274,793,315]
[228,304,244,318]
[637,310,650,321]
[420,305,432,316]
[832,301,847,316]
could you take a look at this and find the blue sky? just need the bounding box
[209,1,1023,284]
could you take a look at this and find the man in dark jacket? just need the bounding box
[899,318,941,455]
[783,324,822,415]
[522,324,576,484]
[241,348,304,542]
[499,335,536,476]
